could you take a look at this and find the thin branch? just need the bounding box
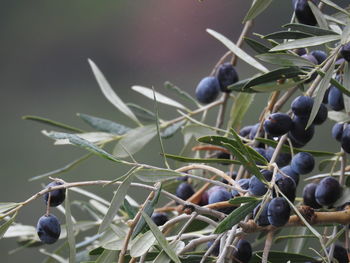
[262,231,274,263]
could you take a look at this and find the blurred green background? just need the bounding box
[0,1,347,262]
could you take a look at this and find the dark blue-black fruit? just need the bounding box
[310,50,327,64]
[313,103,328,125]
[267,197,291,227]
[249,123,261,140]
[222,171,237,184]
[231,178,250,197]
[328,86,344,111]
[249,170,272,196]
[341,125,350,154]
[294,48,307,56]
[301,54,318,65]
[332,123,344,142]
[340,43,350,62]
[233,239,252,263]
[176,182,195,201]
[263,113,293,137]
[253,147,268,165]
[291,152,315,174]
[208,188,233,214]
[274,174,296,202]
[239,125,253,137]
[315,176,341,206]
[253,202,270,226]
[195,76,220,104]
[44,181,66,207]
[207,240,220,256]
[281,165,300,185]
[266,147,291,168]
[289,116,315,145]
[328,244,348,263]
[293,0,317,26]
[216,62,239,92]
[36,214,61,244]
[291,96,313,117]
[216,151,231,165]
[302,183,322,209]
[151,212,168,226]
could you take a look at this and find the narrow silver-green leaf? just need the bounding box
[244,37,270,54]
[243,0,273,22]
[341,22,350,44]
[283,23,338,36]
[29,154,92,181]
[228,93,255,130]
[164,153,241,165]
[251,80,302,92]
[0,212,17,239]
[328,111,350,122]
[132,85,187,110]
[95,249,118,263]
[321,0,350,18]
[135,168,182,182]
[23,115,84,133]
[126,103,156,122]
[130,230,156,258]
[206,29,268,73]
[263,31,312,40]
[214,200,260,234]
[256,53,315,67]
[141,211,181,263]
[164,81,199,107]
[42,131,121,162]
[270,35,340,51]
[113,125,157,158]
[152,241,185,263]
[306,59,336,128]
[77,113,130,135]
[65,190,76,263]
[43,131,122,163]
[0,203,19,215]
[161,120,186,139]
[308,1,328,29]
[98,172,135,233]
[88,59,140,126]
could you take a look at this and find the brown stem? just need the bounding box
[262,231,274,263]
[118,190,156,263]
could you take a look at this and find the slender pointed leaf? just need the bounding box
[306,58,336,128]
[163,153,241,165]
[126,103,156,122]
[243,0,273,22]
[214,200,260,234]
[255,137,335,157]
[228,93,255,130]
[113,125,157,158]
[22,115,84,133]
[0,212,17,239]
[263,31,312,40]
[98,172,135,233]
[88,59,140,125]
[65,191,76,263]
[29,154,92,181]
[130,230,156,258]
[161,120,186,139]
[243,67,303,90]
[244,37,270,54]
[270,35,340,51]
[95,249,118,263]
[206,29,269,73]
[283,23,338,36]
[343,63,350,113]
[77,113,130,135]
[132,85,187,110]
[308,1,328,29]
[256,53,315,67]
[42,131,122,163]
[141,211,181,263]
[135,168,182,182]
[164,81,199,106]
[229,196,260,205]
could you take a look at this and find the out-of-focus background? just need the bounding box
[0,1,347,262]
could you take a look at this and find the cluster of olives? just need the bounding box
[195,63,239,104]
[36,181,65,244]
